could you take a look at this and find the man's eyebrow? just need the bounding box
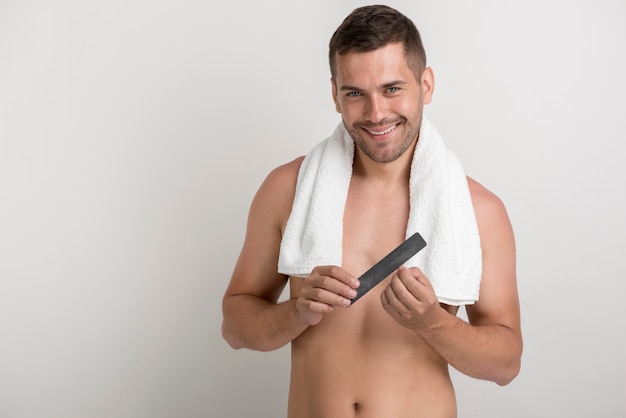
[339,84,363,92]
[339,80,408,91]
[382,80,408,88]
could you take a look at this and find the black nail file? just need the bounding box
[351,232,427,304]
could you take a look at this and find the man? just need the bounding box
[222,5,522,417]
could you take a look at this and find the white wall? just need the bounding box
[1,1,624,417]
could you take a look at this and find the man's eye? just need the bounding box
[387,87,399,93]
[348,91,362,97]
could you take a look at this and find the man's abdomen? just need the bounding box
[287,292,457,418]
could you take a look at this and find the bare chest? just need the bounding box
[342,182,410,277]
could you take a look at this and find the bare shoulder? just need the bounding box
[263,156,304,191]
[253,156,305,230]
[467,177,506,217]
[466,176,513,237]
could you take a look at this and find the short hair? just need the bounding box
[328,5,427,82]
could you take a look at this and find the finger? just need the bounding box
[380,288,393,313]
[402,267,438,306]
[396,266,429,300]
[308,266,359,300]
[315,265,360,289]
[407,267,433,289]
[298,297,336,314]
[321,274,358,300]
[381,286,397,314]
[389,268,419,305]
[303,284,353,308]
[382,279,411,314]
[306,275,357,302]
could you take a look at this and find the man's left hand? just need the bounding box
[381,266,445,332]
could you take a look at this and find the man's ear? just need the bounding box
[421,67,435,105]
[331,78,341,113]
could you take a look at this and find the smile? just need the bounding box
[365,124,398,136]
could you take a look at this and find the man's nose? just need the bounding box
[364,95,387,124]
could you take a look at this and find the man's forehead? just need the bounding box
[333,45,414,89]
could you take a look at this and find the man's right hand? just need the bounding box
[295,266,360,325]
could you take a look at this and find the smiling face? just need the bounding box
[332,43,434,164]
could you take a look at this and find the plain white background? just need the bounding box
[1,0,624,417]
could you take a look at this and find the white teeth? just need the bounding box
[367,125,396,135]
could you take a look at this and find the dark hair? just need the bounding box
[328,5,427,81]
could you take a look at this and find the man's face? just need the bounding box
[332,42,434,164]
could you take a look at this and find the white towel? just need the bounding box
[277,116,482,305]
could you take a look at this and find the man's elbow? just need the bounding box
[222,321,245,350]
[495,359,521,386]
[495,341,523,386]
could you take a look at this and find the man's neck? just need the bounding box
[352,141,416,187]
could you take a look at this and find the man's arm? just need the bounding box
[222,158,359,351]
[221,159,308,351]
[381,177,522,385]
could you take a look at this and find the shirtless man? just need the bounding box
[222,5,522,417]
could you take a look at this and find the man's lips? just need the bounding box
[362,123,399,136]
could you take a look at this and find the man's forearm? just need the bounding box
[222,295,309,351]
[418,311,523,386]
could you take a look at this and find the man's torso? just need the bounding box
[286,169,458,418]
